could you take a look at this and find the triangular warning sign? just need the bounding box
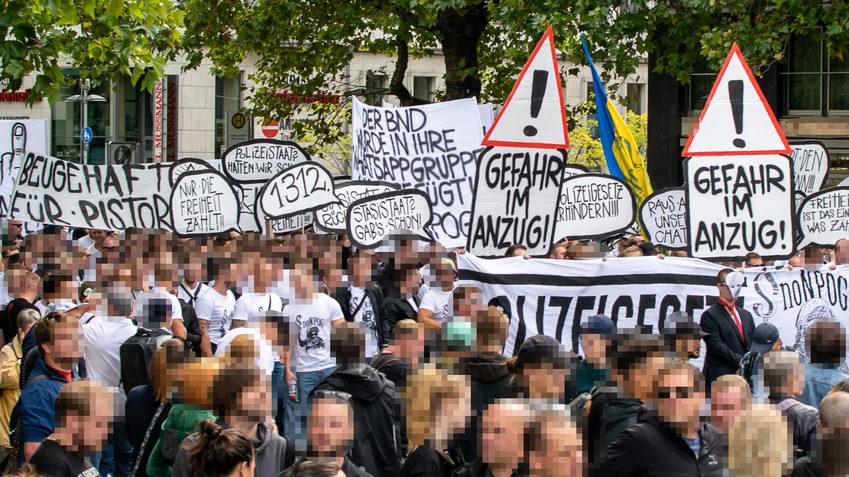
[683,43,791,156]
[482,27,569,149]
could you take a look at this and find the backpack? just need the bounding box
[2,373,50,472]
[119,328,173,395]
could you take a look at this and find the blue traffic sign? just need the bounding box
[81,127,93,143]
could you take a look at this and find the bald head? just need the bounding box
[821,391,849,428]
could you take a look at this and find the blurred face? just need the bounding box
[656,370,702,434]
[398,329,425,367]
[529,419,584,477]
[47,321,83,369]
[522,363,568,400]
[481,404,525,468]
[399,268,421,296]
[291,264,316,298]
[99,236,120,263]
[349,255,373,287]
[437,390,472,439]
[624,354,666,401]
[581,334,608,364]
[308,400,353,457]
[70,395,113,454]
[434,261,455,289]
[87,229,108,244]
[836,240,849,265]
[236,378,271,422]
[454,288,483,318]
[711,386,747,433]
[674,337,702,359]
[252,259,275,290]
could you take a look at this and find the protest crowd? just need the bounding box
[0,221,845,477]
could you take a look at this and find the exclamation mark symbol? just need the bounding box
[523,70,548,137]
[729,80,746,148]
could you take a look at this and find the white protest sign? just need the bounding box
[257,162,340,220]
[796,187,849,249]
[467,147,567,257]
[169,170,241,237]
[314,179,400,234]
[685,155,795,260]
[351,96,482,248]
[0,120,48,217]
[639,187,688,250]
[270,213,314,235]
[682,44,791,156]
[482,27,569,149]
[169,158,220,186]
[346,189,434,249]
[553,173,636,242]
[790,141,829,196]
[221,139,308,183]
[478,103,494,135]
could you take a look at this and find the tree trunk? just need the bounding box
[436,2,488,100]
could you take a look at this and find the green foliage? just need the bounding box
[567,111,647,172]
[0,0,183,102]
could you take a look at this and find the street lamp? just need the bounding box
[65,79,106,164]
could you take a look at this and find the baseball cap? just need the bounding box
[750,322,780,353]
[581,314,616,336]
[515,335,575,370]
[663,311,708,338]
[443,320,475,352]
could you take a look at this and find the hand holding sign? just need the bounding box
[258,162,341,219]
[170,170,241,237]
[639,188,687,250]
[553,174,636,241]
[346,190,434,249]
[797,187,849,249]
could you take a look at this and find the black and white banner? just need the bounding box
[458,254,849,373]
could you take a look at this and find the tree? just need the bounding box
[0,0,184,102]
[180,0,849,153]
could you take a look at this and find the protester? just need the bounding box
[20,311,81,461]
[230,245,285,330]
[173,363,293,477]
[743,252,764,268]
[194,257,236,356]
[311,322,399,476]
[416,258,455,332]
[473,399,528,477]
[283,459,346,477]
[455,307,511,463]
[400,368,471,477]
[601,359,722,476]
[297,390,372,477]
[370,319,423,390]
[28,380,114,477]
[333,250,385,358]
[0,308,37,448]
[527,406,584,477]
[281,257,345,450]
[503,244,528,259]
[131,260,187,340]
[2,268,39,346]
[379,265,421,339]
[739,321,782,399]
[548,241,568,260]
[507,335,576,403]
[709,374,752,434]
[576,314,616,395]
[727,404,793,477]
[183,420,255,477]
[799,321,848,408]
[175,244,209,307]
[701,269,755,388]
[661,311,706,362]
[763,350,819,457]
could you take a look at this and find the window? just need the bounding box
[626,83,645,114]
[413,76,435,102]
[50,70,110,164]
[782,34,849,114]
[214,75,242,157]
[686,59,715,112]
[366,71,388,106]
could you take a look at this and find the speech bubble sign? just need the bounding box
[791,141,829,196]
[270,213,314,236]
[221,139,309,184]
[796,187,849,249]
[553,173,636,241]
[314,180,401,233]
[346,190,435,249]
[257,162,341,220]
[169,170,241,237]
[638,187,687,250]
[169,158,220,187]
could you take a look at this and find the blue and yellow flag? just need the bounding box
[580,36,653,204]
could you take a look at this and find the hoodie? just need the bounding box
[312,364,401,477]
[145,404,216,477]
[172,421,294,477]
[456,352,511,463]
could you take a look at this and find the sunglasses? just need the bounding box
[657,386,694,399]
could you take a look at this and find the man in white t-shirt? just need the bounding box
[194,257,236,356]
[283,258,344,448]
[230,250,285,329]
[130,260,186,339]
[175,243,209,307]
[417,258,456,330]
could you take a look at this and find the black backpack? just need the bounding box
[119,328,172,395]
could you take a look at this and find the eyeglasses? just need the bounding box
[313,390,352,402]
[657,386,694,399]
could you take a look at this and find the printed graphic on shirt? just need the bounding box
[297,315,326,351]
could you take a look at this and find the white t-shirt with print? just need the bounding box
[176,281,210,306]
[231,292,285,324]
[349,285,379,357]
[194,287,236,344]
[288,293,344,372]
[419,287,453,324]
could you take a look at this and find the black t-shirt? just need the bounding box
[2,298,37,344]
[29,439,100,477]
[400,442,455,477]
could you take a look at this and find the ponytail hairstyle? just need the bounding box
[186,420,253,477]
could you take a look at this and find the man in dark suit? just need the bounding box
[701,268,756,388]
